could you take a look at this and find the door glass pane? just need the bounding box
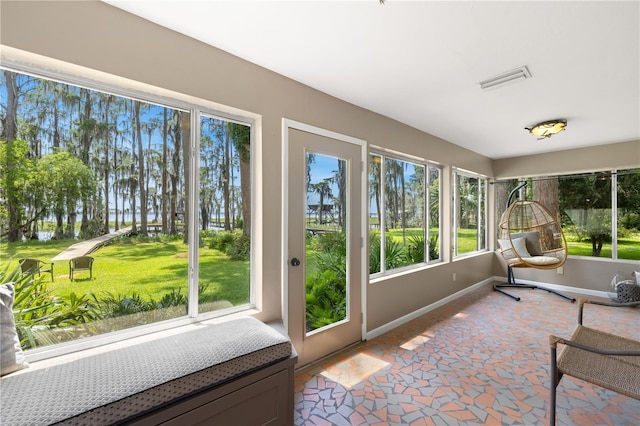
[305,153,348,334]
[198,115,251,314]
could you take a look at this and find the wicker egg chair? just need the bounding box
[493,182,576,302]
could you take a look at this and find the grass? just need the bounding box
[566,234,640,260]
[455,228,480,254]
[1,236,249,306]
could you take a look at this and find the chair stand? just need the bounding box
[493,266,576,303]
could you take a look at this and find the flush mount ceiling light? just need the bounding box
[525,119,567,139]
[478,66,531,90]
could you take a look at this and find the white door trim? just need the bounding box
[281,118,368,342]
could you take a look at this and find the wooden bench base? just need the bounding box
[127,355,297,426]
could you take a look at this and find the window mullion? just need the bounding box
[187,110,200,317]
[380,157,386,273]
[611,170,618,260]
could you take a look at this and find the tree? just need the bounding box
[369,155,382,231]
[310,180,333,225]
[1,70,23,242]
[229,123,251,236]
[0,139,34,240]
[33,151,96,239]
[560,173,611,256]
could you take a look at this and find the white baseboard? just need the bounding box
[365,276,612,341]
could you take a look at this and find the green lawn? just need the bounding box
[2,237,249,305]
[566,235,640,260]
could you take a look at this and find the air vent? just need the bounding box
[479,66,531,90]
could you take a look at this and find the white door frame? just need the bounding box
[281,118,368,348]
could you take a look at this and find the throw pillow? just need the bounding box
[510,237,532,258]
[1,283,29,376]
[511,231,543,256]
[497,239,515,259]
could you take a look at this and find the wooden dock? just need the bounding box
[51,226,132,261]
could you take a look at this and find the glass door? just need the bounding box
[286,125,363,367]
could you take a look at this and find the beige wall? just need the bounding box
[493,140,640,179]
[1,1,496,332]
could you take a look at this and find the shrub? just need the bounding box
[369,232,410,273]
[305,270,346,331]
[1,261,98,349]
[429,234,439,261]
[407,234,425,263]
[620,212,640,231]
[208,230,250,261]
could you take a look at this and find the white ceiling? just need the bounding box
[105,0,639,160]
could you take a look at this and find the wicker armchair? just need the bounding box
[19,258,54,282]
[549,299,640,425]
[69,256,94,281]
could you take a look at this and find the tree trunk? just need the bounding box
[495,181,513,236]
[103,97,111,234]
[2,71,21,242]
[239,156,250,235]
[181,112,189,244]
[533,177,561,223]
[162,109,168,234]
[79,88,92,235]
[223,123,231,231]
[135,101,147,236]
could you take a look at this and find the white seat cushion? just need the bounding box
[520,256,561,266]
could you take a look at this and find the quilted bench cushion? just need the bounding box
[0,317,292,426]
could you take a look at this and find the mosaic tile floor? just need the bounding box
[294,284,640,425]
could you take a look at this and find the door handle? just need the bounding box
[290,258,301,267]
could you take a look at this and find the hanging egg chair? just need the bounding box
[493,182,576,302]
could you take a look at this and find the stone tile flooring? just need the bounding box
[294,284,640,425]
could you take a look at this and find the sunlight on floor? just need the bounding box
[319,353,389,389]
[400,333,432,351]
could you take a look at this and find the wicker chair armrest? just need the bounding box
[549,333,640,357]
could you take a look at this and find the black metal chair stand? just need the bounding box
[493,266,576,302]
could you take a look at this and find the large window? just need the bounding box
[369,152,441,275]
[494,169,640,261]
[617,169,640,260]
[0,67,253,354]
[453,170,487,257]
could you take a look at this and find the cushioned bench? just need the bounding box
[1,317,296,426]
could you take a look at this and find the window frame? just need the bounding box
[452,168,488,258]
[1,58,261,362]
[493,168,640,262]
[369,148,443,278]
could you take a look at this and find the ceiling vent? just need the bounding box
[479,66,531,90]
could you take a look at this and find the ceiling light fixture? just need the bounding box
[479,66,531,90]
[525,119,567,139]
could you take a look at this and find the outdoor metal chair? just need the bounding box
[69,256,94,281]
[19,258,54,282]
